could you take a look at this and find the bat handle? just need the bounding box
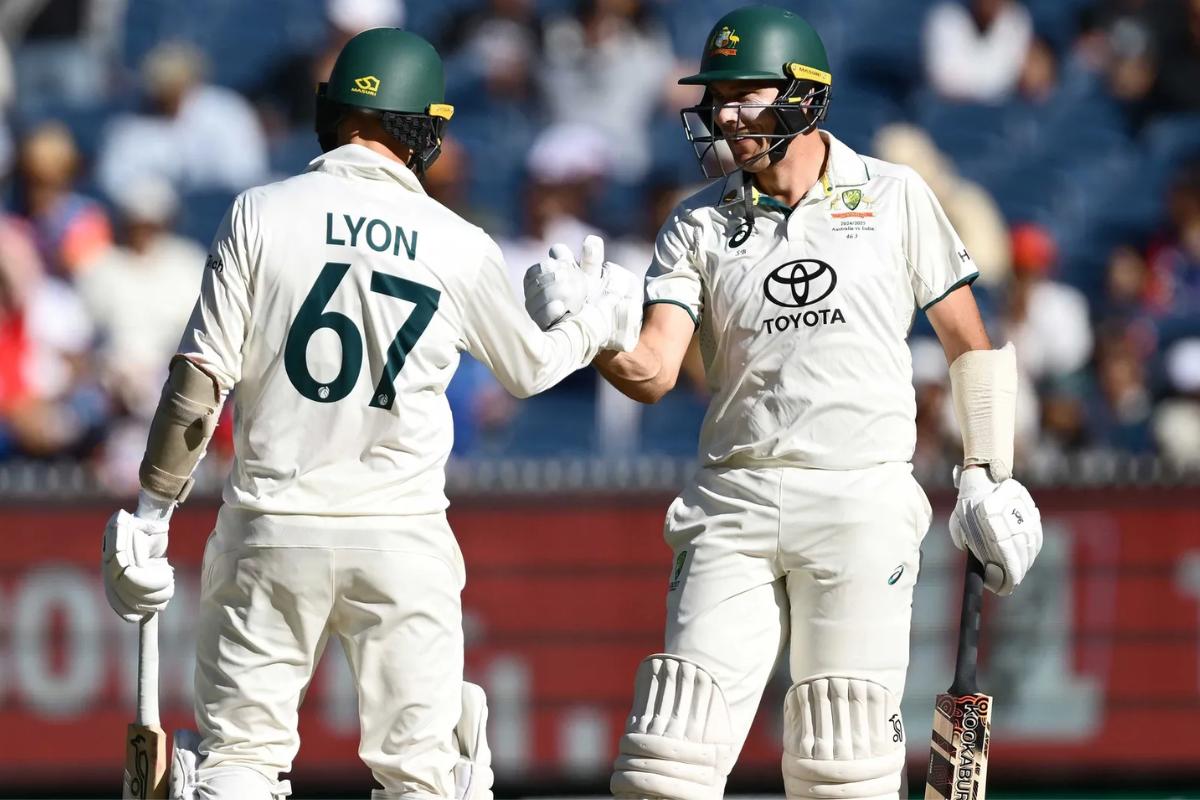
[137,614,161,728]
[949,553,986,696]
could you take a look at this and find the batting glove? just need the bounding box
[102,508,174,622]
[949,466,1043,595]
[525,235,641,350]
[523,247,588,330]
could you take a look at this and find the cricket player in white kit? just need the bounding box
[99,29,639,800]
[524,7,1044,799]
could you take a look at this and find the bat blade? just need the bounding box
[924,690,991,800]
[124,722,169,799]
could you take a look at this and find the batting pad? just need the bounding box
[453,681,495,800]
[782,677,905,800]
[611,654,734,800]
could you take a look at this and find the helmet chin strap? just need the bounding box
[735,130,799,239]
[726,80,829,238]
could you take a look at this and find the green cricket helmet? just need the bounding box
[315,27,454,174]
[679,5,832,179]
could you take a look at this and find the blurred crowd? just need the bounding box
[0,0,1198,490]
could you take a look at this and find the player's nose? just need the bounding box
[715,103,742,129]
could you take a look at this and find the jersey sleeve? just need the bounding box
[901,169,980,310]
[459,238,611,398]
[644,204,703,327]
[175,193,256,391]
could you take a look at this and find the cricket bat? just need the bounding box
[124,614,169,799]
[924,553,991,800]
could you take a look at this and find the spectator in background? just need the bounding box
[1019,36,1059,103]
[1153,338,1200,464]
[497,123,608,291]
[253,0,405,135]
[76,176,204,420]
[0,0,123,111]
[13,121,112,276]
[451,6,538,109]
[96,41,268,198]
[874,123,1012,287]
[0,213,100,459]
[540,0,675,180]
[1038,380,1090,460]
[1141,0,1200,117]
[1098,6,1157,110]
[924,0,1033,104]
[910,336,958,476]
[1145,164,1200,318]
[1103,244,1158,322]
[1002,223,1093,383]
[1088,322,1155,452]
[423,134,497,231]
[1087,0,1200,121]
[440,3,542,235]
[77,176,205,489]
[438,0,540,67]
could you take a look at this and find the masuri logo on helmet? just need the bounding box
[351,75,381,97]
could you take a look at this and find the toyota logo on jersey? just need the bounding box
[763,259,838,308]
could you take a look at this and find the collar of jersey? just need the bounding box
[717,131,870,215]
[305,144,427,195]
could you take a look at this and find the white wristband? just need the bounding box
[135,488,176,522]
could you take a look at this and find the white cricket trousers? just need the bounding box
[663,461,932,758]
[193,508,466,799]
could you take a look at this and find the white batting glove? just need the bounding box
[523,247,588,330]
[102,497,175,622]
[582,237,643,352]
[949,466,1043,596]
[533,235,641,351]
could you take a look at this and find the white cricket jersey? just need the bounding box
[177,144,610,517]
[645,131,978,470]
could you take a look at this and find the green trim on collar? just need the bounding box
[645,298,700,328]
[920,272,979,312]
[754,190,794,216]
[717,183,794,216]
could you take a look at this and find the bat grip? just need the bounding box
[137,614,161,727]
[949,552,986,696]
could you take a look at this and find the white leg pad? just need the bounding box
[454,681,494,800]
[610,654,734,800]
[193,765,291,800]
[170,728,202,800]
[782,677,906,800]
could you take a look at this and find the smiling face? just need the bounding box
[709,80,784,172]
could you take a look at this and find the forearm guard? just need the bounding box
[138,356,222,503]
[949,342,1018,482]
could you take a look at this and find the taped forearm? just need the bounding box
[138,356,223,503]
[949,342,1017,481]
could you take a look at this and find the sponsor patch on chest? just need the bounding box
[759,258,847,334]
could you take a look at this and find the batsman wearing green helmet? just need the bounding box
[100,27,640,800]
[522,7,1043,799]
